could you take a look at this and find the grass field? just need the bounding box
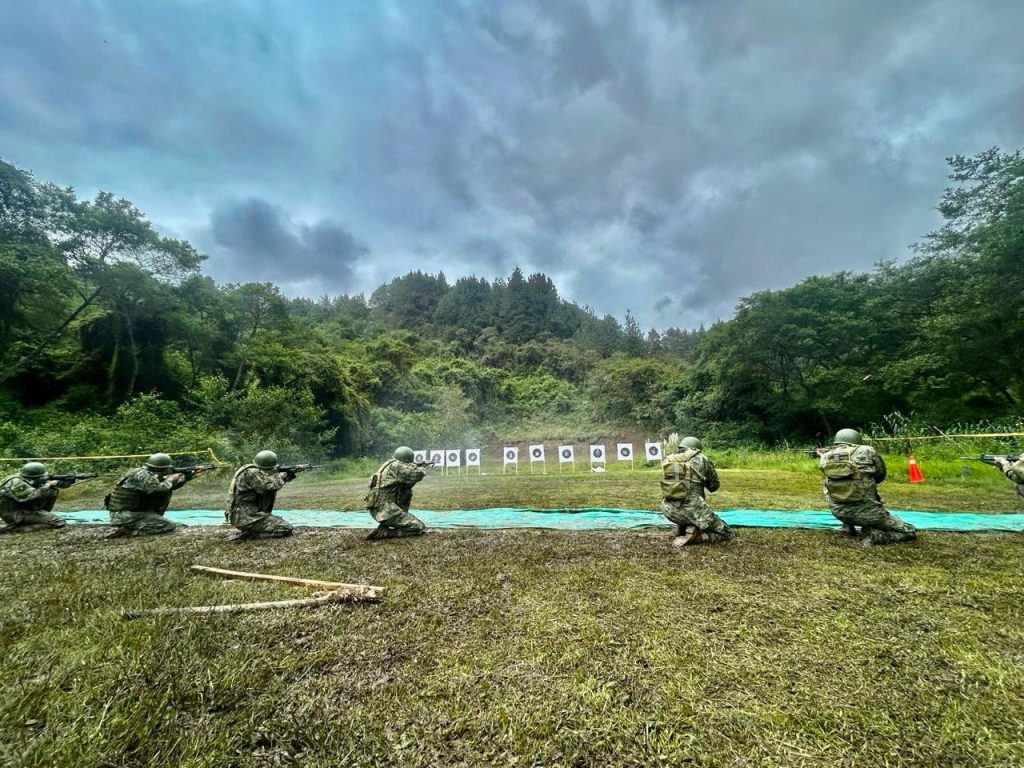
[2,460,1021,767]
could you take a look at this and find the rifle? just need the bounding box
[278,463,324,475]
[50,472,99,487]
[803,447,828,458]
[172,463,217,478]
[960,454,1018,467]
[415,459,438,468]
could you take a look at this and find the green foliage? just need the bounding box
[1,148,1022,458]
[501,371,582,420]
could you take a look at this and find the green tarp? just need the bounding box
[60,508,1024,531]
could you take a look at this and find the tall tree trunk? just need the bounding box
[125,309,139,399]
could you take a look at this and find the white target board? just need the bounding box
[503,447,519,465]
[465,449,481,467]
[445,449,461,468]
[558,445,575,463]
[413,450,427,464]
[528,444,546,462]
[644,442,663,461]
[429,449,445,467]
[617,443,634,461]
[590,444,606,463]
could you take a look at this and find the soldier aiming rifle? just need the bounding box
[365,446,430,541]
[225,452,321,541]
[0,462,95,532]
[962,452,1024,498]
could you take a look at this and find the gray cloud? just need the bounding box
[1,0,1022,329]
[209,199,367,291]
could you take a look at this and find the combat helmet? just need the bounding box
[145,453,174,470]
[254,450,279,469]
[833,429,862,445]
[393,446,414,462]
[679,436,703,450]
[20,461,48,480]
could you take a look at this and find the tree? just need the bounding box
[0,181,204,384]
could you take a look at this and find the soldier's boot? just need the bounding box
[837,523,859,537]
[366,525,395,541]
[863,529,917,546]
[225,529,252,542]
[105,527,135,540]
[672,525,699,548]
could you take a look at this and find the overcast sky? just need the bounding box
[2,1,1022,329]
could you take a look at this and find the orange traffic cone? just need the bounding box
[908,455,925,483]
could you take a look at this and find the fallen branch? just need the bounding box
[122,588,369,620]
[190,565,384,597]
[122,565,384,620]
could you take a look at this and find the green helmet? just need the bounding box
[254,450,279,469]
[393,446,414,462]
[145,453,174,470]
[20,461,48,480]
[679,436,702,450]
[834,428,862,445]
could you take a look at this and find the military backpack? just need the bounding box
[820,446,867,502]
[660,448,699,500]
[364,459,394,509]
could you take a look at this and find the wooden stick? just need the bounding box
[190,565,384,597]
[122,588,372,620]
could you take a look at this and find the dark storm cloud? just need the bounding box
[209,199,367,290]
[1,0,1023,328]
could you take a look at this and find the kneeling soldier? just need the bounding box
[105,453,204,538]
[660,436,733,547]
[365,446,427,540]
[225,451,296,540]
[994,453,1024,498]
[0,462,68,532]
[820,429,917,546]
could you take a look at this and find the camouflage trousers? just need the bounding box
[367,501,426,540]
[0,509,66,532]
[234,513,293,539]
[108,510,177,536]
[828,499,917,544]
[661,498,733,543]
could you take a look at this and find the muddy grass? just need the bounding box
[1,523,1022,767]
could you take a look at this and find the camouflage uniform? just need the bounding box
[998,454,1024,498]
[365,458,426,540]
[819,444,917,544]
[226,464,295,539]
[659,449,732,543]
[105,467,190,536]
[0,475,65,531]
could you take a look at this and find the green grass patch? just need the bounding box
[1,527,1021,767]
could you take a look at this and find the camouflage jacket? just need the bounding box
[366,459,425,511]
[819,444,886,504]
[1004,455,1024,485]
[0,474,59,514]
[660,450,720,501]
[227,464,291,526]
[106,467,189,514]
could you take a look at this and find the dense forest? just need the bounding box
[1,148,1021,461]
